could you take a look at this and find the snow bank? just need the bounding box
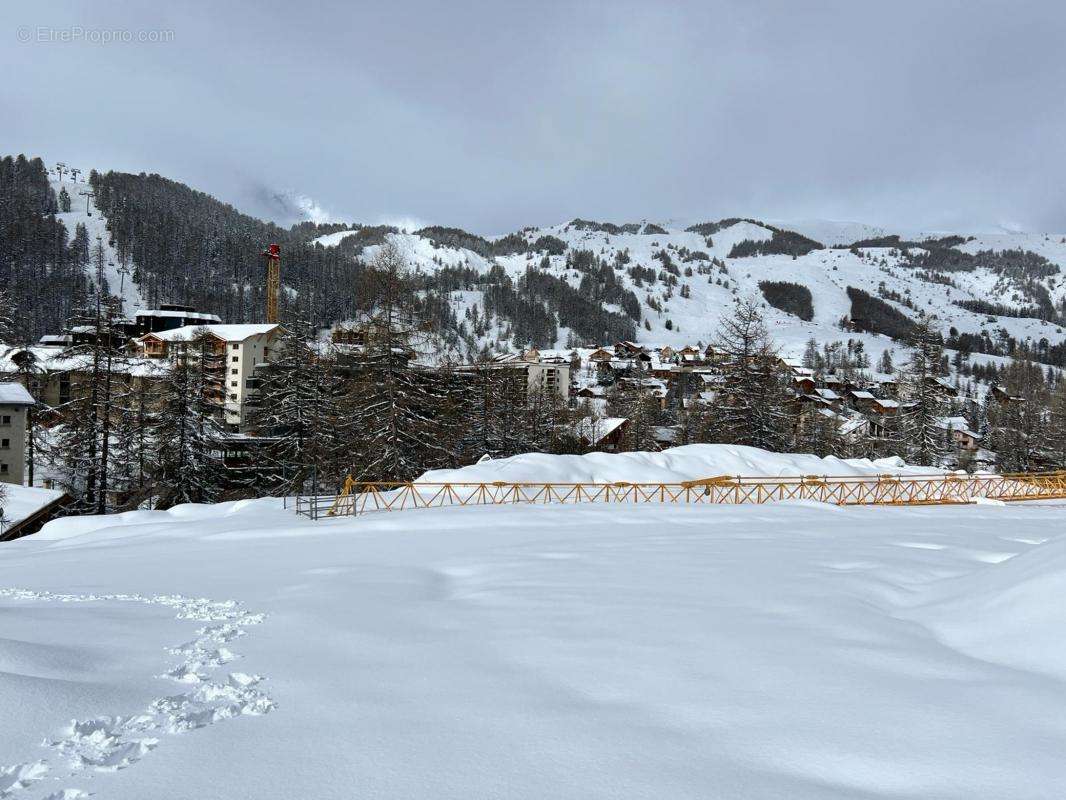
[417,443,944,484]
[33,497,283,542]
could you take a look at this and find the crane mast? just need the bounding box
[263,243,280,323]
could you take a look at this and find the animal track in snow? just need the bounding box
[0,588,274,798]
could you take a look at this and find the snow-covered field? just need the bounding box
[3,489,1066,798]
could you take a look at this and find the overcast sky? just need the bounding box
[4,0,1065,234]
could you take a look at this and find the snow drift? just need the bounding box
[417,443,944,484]
[907,534,1066,681]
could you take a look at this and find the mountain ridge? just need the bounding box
[4,155,1066,377]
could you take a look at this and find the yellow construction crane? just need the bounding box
[263,243,280,323]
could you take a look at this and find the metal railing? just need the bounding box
[293,471,1066,519]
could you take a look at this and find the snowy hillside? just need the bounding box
[314,217,1066,368]
[2,485,1066,798]
[51,177,144,314]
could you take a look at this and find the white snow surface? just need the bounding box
[417,443,943,484]
[2,475,1066,797]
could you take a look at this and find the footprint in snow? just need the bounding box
[0,588,274,798]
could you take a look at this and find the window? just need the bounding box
[0,464,7,474]
[231,343,239,350]
[230,381,238,387]
[231,368,238,375]
[229,393,238,401]
[263,347,270,359]
[231,356,238,363]
[0,439,8,449]
[0,415,9,425]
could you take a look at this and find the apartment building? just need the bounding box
[137,324,281,429]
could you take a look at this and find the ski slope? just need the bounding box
[51,177,144,314]
[2,484,1066,798]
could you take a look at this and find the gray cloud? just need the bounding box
[3,0,1065,234]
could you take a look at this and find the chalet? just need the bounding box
[989,385,1024,406]
[572,416,628,451]
[615,341,645,357]
[137,324,281,429]
[647,356,676,380]
[659,346,676,361]
[0,383,34,485]
[877,376,900,396]
[814,387,842,410]
[793,375,816,394]
[639,377,669,408]
[587,347,614,362]
[575,385,607,400]
[927,376,958,400]
[869,397,900,416]
[846,389,877,412]
[937,416,981,452]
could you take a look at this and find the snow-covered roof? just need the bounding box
[0,484,65,529]
[936,416,979,438]
[849,390,875,400]
[142,324,279,343]
[134,309,222,322]
[0,382,35,405]
[816,388,840,400]
[573,416,628,443]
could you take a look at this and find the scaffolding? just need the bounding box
[294,471,1066,519]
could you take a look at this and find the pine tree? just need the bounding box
[877,349,894,375]
[898,318,948,466]
[109,366,161,508]
[149,330,227,506]
[1047,380,1066,469]
[345,242,456,481]
[48,296,128,512]
[245,314,347,494]
[802,337,819,370]
[709,299,791,451]
[988,358,1050,472]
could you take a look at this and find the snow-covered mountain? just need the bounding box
[17,158,1066,375]
[311,216,1066,368]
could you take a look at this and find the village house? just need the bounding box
[0,383,34,485]
[572,416,628,452]
[937,416,981,452]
